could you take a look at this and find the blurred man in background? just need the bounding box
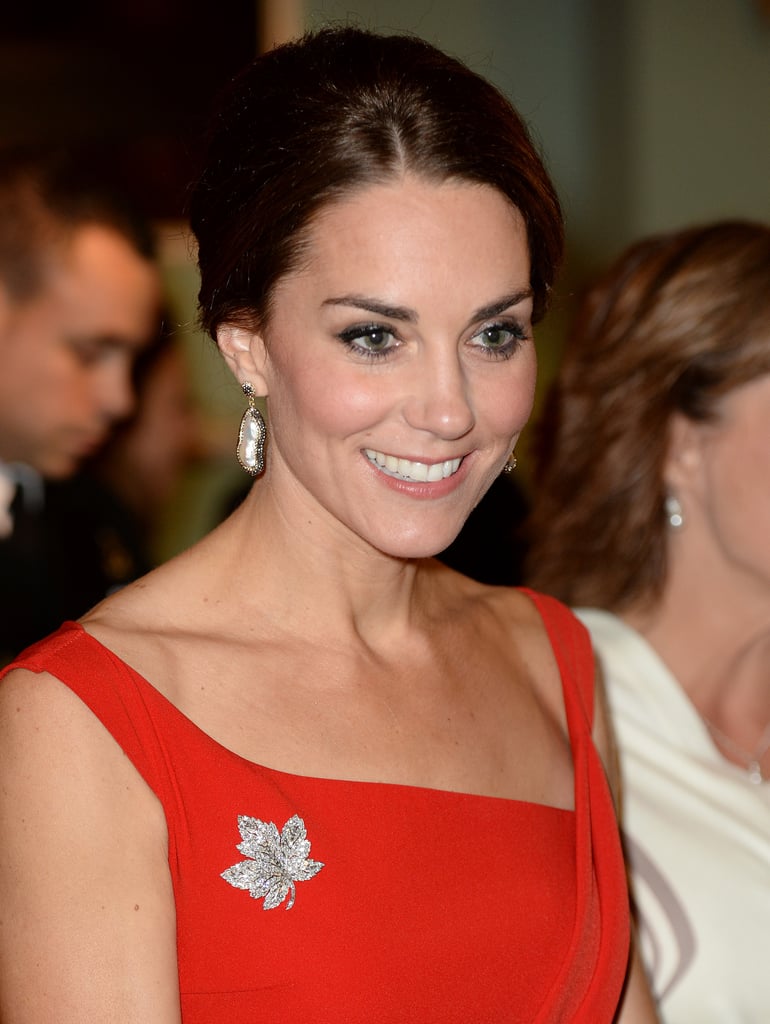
[0,150,162,662]
[44,320,204,622]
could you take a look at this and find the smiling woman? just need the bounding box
[217,177,535,559]
[0,26,656,1024]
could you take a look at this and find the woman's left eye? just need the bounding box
[471,322,527,358]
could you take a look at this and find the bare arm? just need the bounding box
[0,669,181,1023]
[614,943,660,1023]
[592,666,661,1024]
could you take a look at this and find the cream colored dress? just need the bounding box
[576,608,770,1024]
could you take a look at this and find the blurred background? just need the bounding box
[2,0,768,558]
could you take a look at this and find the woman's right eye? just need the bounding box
[337,324,398,359]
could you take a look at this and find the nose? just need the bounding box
[96,358,136,424]
[402,346,475,440]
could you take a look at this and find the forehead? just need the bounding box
[283,175,530,303]
[50,223,157,301]
[38,223,160,338]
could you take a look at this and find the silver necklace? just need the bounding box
[701,716,770,784]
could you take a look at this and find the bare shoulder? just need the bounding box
[0,662,144,779]
[78,554,198,678]
[432,572,568,726]
[482,583,553,638]
[0,666,160,857]
[431,565,538,624]
[485,585,569,722]
[473,585,619,795]
[0,667,181,1020]
[433,571,554,658]
[83,555,180,634]
[80,539,221,656]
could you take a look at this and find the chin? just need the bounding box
[37,455,80,480]
[377,528,464,562]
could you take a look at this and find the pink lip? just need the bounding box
[364,452,472,500]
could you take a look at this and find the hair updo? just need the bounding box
[189,26,563,338]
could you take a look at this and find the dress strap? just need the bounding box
[517,588,630,1020]
[2,622,173,806]
[519,587,596,729]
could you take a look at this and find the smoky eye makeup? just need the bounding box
[335,322,401,359]
[470,317,530,359]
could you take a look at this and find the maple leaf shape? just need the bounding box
[221,813,324,910]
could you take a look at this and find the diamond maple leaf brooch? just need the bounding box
[221,813,324,910]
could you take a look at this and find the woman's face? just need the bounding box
[670,371,770,595]
[245,175,536,559]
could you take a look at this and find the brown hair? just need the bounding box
[189,26,563,338]
[527,220,770,610]
[0,148,156,302]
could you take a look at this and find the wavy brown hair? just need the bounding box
[526,220,770,610]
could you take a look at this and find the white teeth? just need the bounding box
[364,449,462,482]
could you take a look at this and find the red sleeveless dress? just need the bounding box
[4,589,629,1021]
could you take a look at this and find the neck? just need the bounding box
[622,568,770,776]
[699,713,770,784]
[195,483,447,653]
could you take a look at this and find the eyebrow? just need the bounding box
[323,295,418,322]
[323,288,533,327]
[67,333,148,352]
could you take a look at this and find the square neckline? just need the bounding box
[63,598,578,814]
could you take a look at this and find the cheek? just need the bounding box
[272,362,388,440]
[697,435,761,542]
[726,440,770,512]
[485,350,538,436]
[18,355,87,424]
[31,335,90,394]
[1,330,44,391]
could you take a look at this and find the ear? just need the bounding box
[216,324,269,395]
[663,411,705,493]
[0,281,13,338]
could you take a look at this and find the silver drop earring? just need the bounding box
[502,451,518,475]
[665,493,684,529]
[236,382,267,476]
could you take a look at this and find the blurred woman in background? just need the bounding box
[528,220,770,1023]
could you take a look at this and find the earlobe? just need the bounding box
[216,324,269,393]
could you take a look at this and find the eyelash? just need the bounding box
[336,319,529,361]
[337,323,398,360]
[472,320,529,360]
